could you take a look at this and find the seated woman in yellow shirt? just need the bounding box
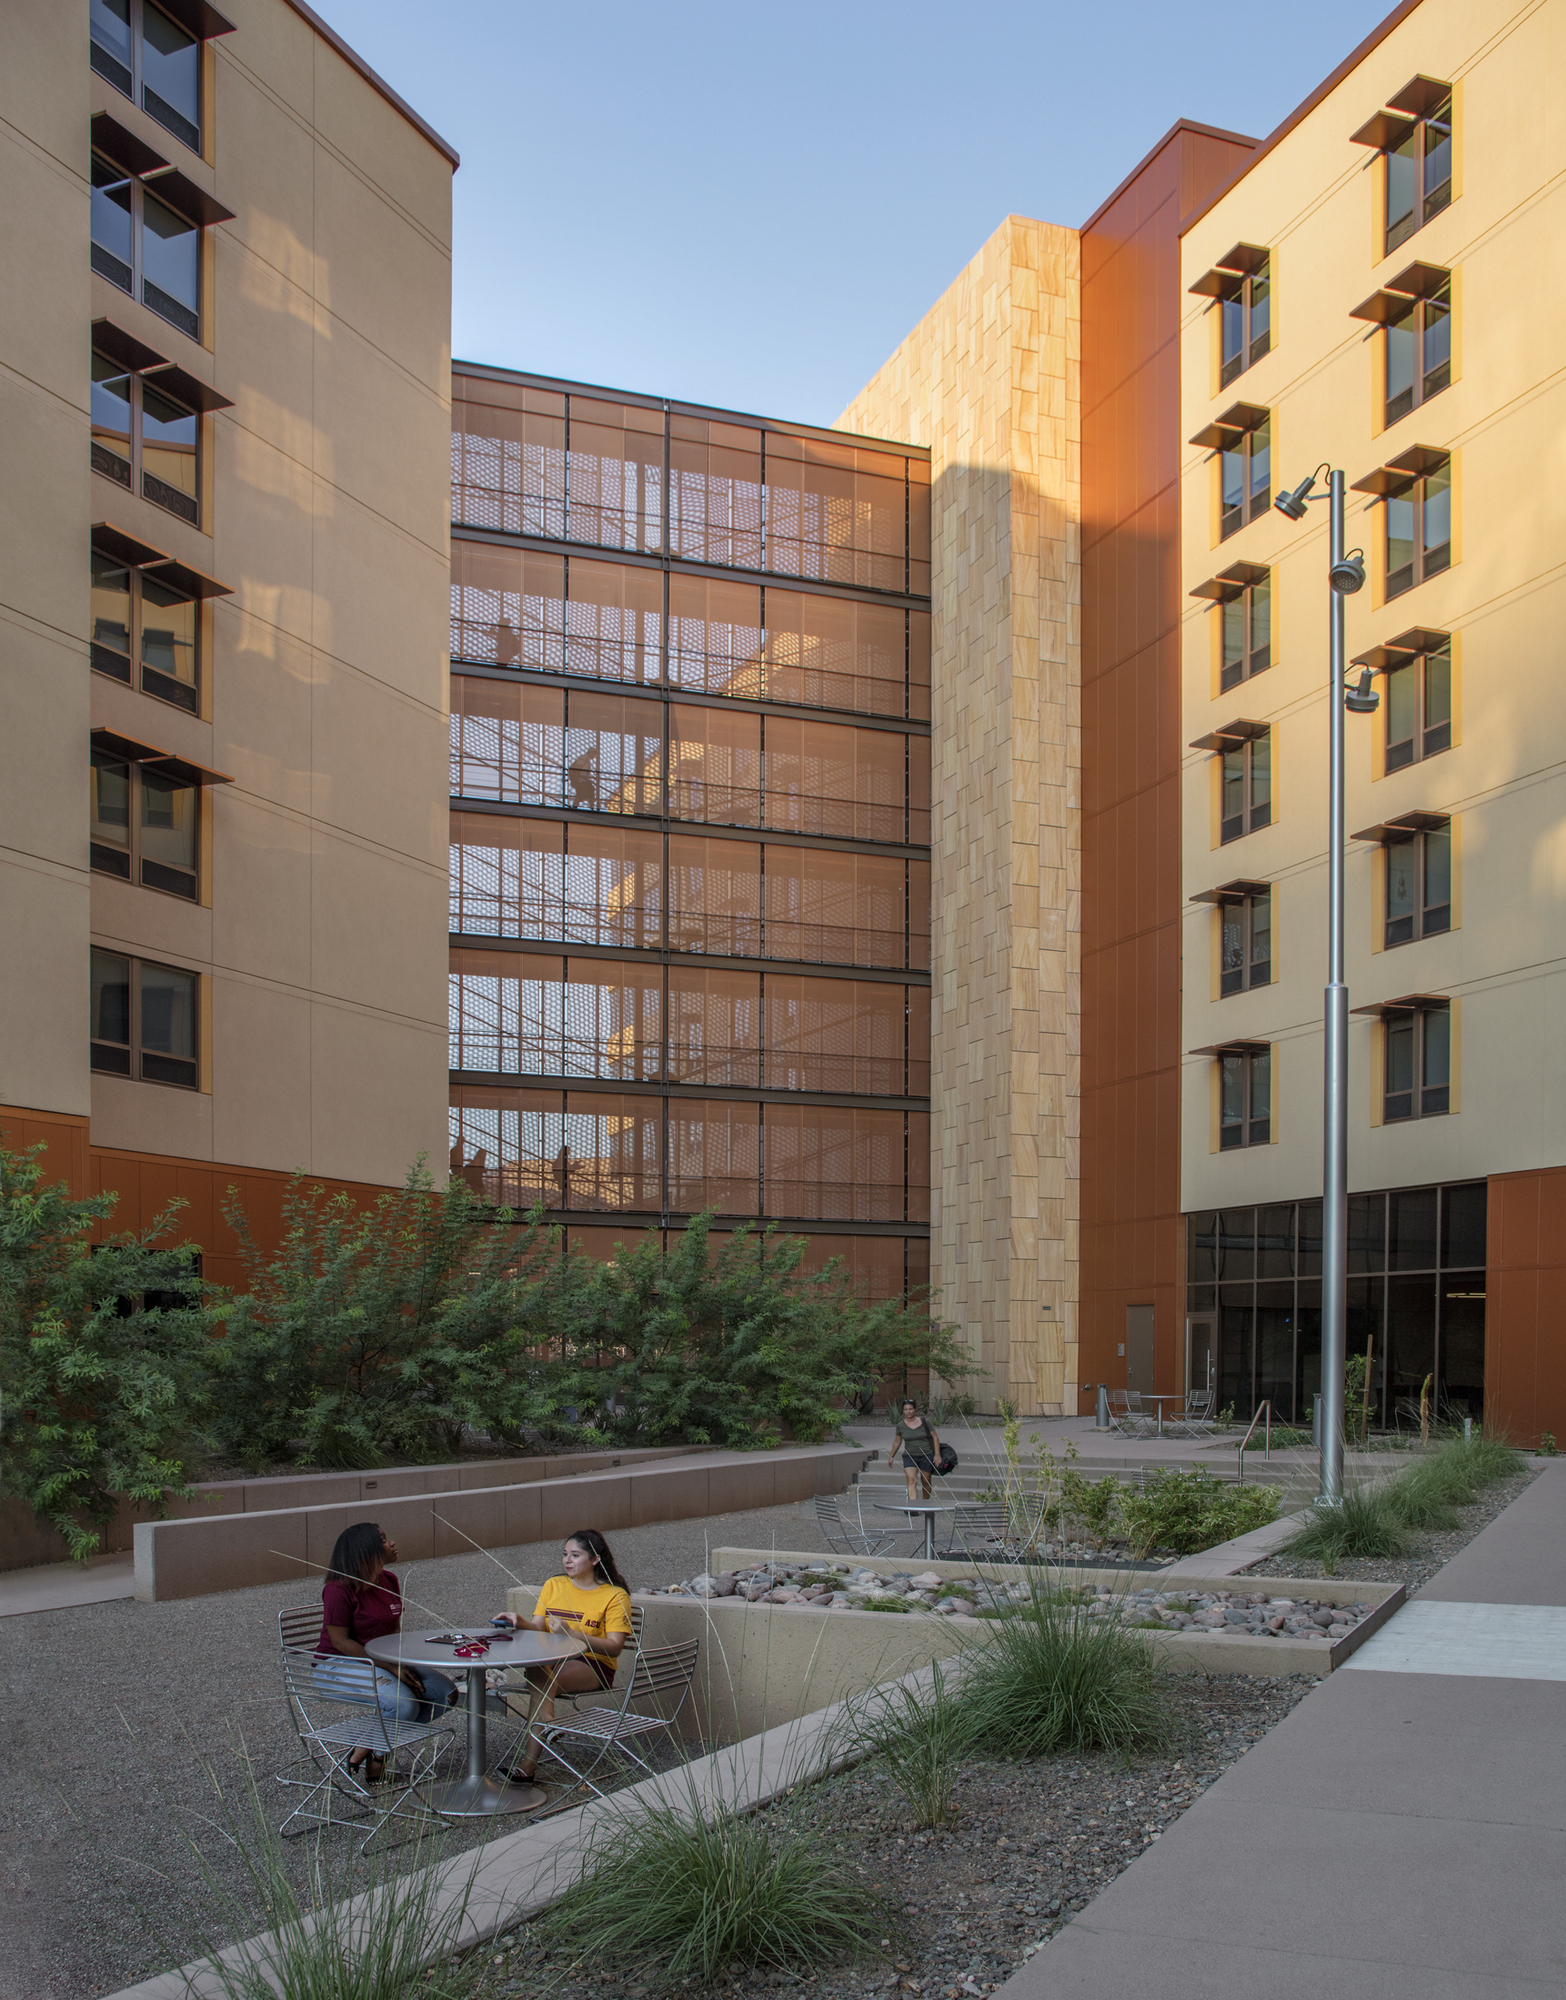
[494,1527,633,1784]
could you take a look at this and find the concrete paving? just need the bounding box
[0,1551,134,1616]
[993,1459,1566,2000]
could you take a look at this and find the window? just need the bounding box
[90,0,227,156]
[92,153,203,340]
[1219,730,1270,842]
[91,750,200,899]
[90,541,200,711]
[1220,888,1272,995]
[90,948,198,1087]
[1385,91,1452,255]
[1384,1004,1449,1121]
[1220,257,1271,387]
[1219,418,1270,539]
[1385,279,1451,426]
[1219,1045,1271,1149]
[1383,636,1451,769]
[92,345,204,524]
[1385,823,1450,947]
[1385,459,1451,597]
[1221,574,1270,688]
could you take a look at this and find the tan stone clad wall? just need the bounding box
[838,217,1082,1415]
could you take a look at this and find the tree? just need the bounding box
[0,1144,209,1560]
[208,1161,573,1468]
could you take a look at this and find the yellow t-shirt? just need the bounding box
[533,1575,633,1665]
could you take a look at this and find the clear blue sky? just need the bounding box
[310,0,1396,426]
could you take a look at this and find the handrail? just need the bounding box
[1236,1400,1272,1485]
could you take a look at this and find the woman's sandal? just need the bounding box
[348,1751,388,1786]
[500,1758,539,1785]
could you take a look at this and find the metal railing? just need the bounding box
[1236,1400,1272,1485]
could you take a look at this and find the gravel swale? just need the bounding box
[467,1673,1313,2000]
[1246,1465,1540,1594]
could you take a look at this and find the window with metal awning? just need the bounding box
[1190,878,1272,996]
[1349,76,1453,258]
[1188,1038,1272,1151]
[1351,446,1451,600]
[1190,560,1271,690]
[1189,244,1272,388]
[89,523,231,712]
[1190,402,1271,539]
[1351,627,1451,771]
[1190,717,1271,845]
[89,727,230,904]
[1350,993,1452,1123]
[1350,262,1452,428]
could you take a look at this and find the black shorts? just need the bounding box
[904,1451,936,1474]
[582,1653,617,1688]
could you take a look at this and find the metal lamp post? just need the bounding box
[1274,467,1372,1506]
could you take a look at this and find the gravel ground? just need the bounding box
[1246,1465,1540,1593]
[0,1500,835,2000]
[466,1674,1313,2000]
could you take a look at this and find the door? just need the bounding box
[1186,1314,1216,1397]
[1125,1304,1155,1392]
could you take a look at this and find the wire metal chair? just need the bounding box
[275,1607,455,1851]
[814,1491,897,1557]
[533,1639,701,1798]
[939,1502,1012,1561]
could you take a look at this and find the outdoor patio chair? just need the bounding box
[532,1638,700,1798]
[1002,1490,1053,1559]
[939,1502,1012,1561]
[814,1490,896,1557]
[1169,1387,1219,1438]
[275,1608,455,1852]
[490,1601,647,1748]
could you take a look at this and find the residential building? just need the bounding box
[1,0,455,1286]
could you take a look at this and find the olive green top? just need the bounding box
[894,1417,937,1459]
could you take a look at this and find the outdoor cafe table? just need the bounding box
[366,1626,585,1817]
[873,1500,955,1561]
[1144,1393,1184,1437]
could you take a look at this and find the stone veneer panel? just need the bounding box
[837,216,1081,1415]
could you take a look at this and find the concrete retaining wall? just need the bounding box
[131,1446,870,1603]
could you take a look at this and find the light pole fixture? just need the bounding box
[1273,468,1377,1506]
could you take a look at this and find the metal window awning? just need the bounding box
[1188,1038,1270,1057]
[141,168,236,230]
[92,521,174,570]
[90,727,232,787]
[149,557,232,602]
[1349,108,1418,151]
[1388,75,1452,118]
[1350,444,1448,497]
[90,111,170,179]
[1351,626,1449,671]
[1189,560,1269,603]
[1189,401,1269,451]
[156,0,237,37]
[143,363,234,414]
[1350,991,1449,1018]
[1190,716,1269,753]
[1351,809,1451,844]
[91,318,170,375]
[1188,242,1269,298]
[1189,878,1270,906]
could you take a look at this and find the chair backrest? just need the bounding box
[814,1492,850,1551]
[279,1604,321,1654]
[1186,1387,1214,1418]
[628,1602,646,1647]
[1125,1390,1144,1411]
[954,1503,1010,1532]
[628,1639,700,1701]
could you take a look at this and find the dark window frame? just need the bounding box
[90,0,209,155]
[89,946,200,1089]
[1385,281,1452,427]
[1384,460,1452,599]
[1385,94,1453,256]
[90,151,205,343]
[1383,1004,1450,1123]
[91,748,201,901]
[1384,824,1451,948]
[1220,574,1271,690]
[1384,638,1451,770]
[92,346,201,525]
[1219,730,1271,844]
[1218,257,1272,388]
[1218,1045,1271,1151]
[1219,888,1272,996]
[1219,420,1271,540]
[90,544,201,712]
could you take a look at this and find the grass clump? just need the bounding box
[1281,1431,1527,1573]
[1278,1485,1410,1572]
[861,1594,918,1614]
[845,1660,970,1828]
[538,1793,896,1989]
[958,1581,1172,1758]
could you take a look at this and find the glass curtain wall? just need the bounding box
[1185,1181,1486,1425]
[449,369,932,1299]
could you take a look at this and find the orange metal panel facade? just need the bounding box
[1079,125,1258,1402]
[1486,1167,1566,1447]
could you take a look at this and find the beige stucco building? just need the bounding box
[1,0,454,1282]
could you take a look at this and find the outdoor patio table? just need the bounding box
[366,1627,584,1817]
[873,1501,955,1562]
[1144,1393,1183,1437]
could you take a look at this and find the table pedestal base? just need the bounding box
[428,1772,545,1817]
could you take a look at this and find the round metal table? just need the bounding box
[365,1627,585,1817]
[873,1500,955,1561]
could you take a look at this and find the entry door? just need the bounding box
[1186,1314,1216,1396]
[1125,1304,1156,1392]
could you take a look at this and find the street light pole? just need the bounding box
[1320,471,1348,1507]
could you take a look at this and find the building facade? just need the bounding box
[1,0,455,1285]
[445,367,933,1298]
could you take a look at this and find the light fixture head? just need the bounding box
[1344,666,1380,714]
[1330,549,1367,595]
[1274,474,1317,521]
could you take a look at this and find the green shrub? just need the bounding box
[845,1660,971,1827]
[0,1144,211,1559]
[1059,1466,1122,1548]
[958,1581,1172,1758]
[1116,1468,1282,1557]
[539,1791,896,1987]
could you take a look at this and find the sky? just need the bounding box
[309,0,1398,427]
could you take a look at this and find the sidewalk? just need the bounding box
[993,1458,1566,1999]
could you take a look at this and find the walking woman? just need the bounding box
[494,1528,633,1784]
[313,1521,456,1783]
[890,1397,941,1501]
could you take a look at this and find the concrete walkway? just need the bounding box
[0,1551,134,1616]
[994,1459,1566,1999]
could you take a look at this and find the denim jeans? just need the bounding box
[312,1653,457,1748]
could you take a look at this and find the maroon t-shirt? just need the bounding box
[317,1571,403,1656]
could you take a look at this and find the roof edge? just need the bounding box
[282,0,459,169]
[1179,0,1425,236]
[1080,117,1260,235]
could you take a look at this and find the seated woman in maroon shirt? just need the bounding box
[313,1521,455,1781]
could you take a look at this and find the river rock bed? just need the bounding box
[651,1563,1373,1641]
